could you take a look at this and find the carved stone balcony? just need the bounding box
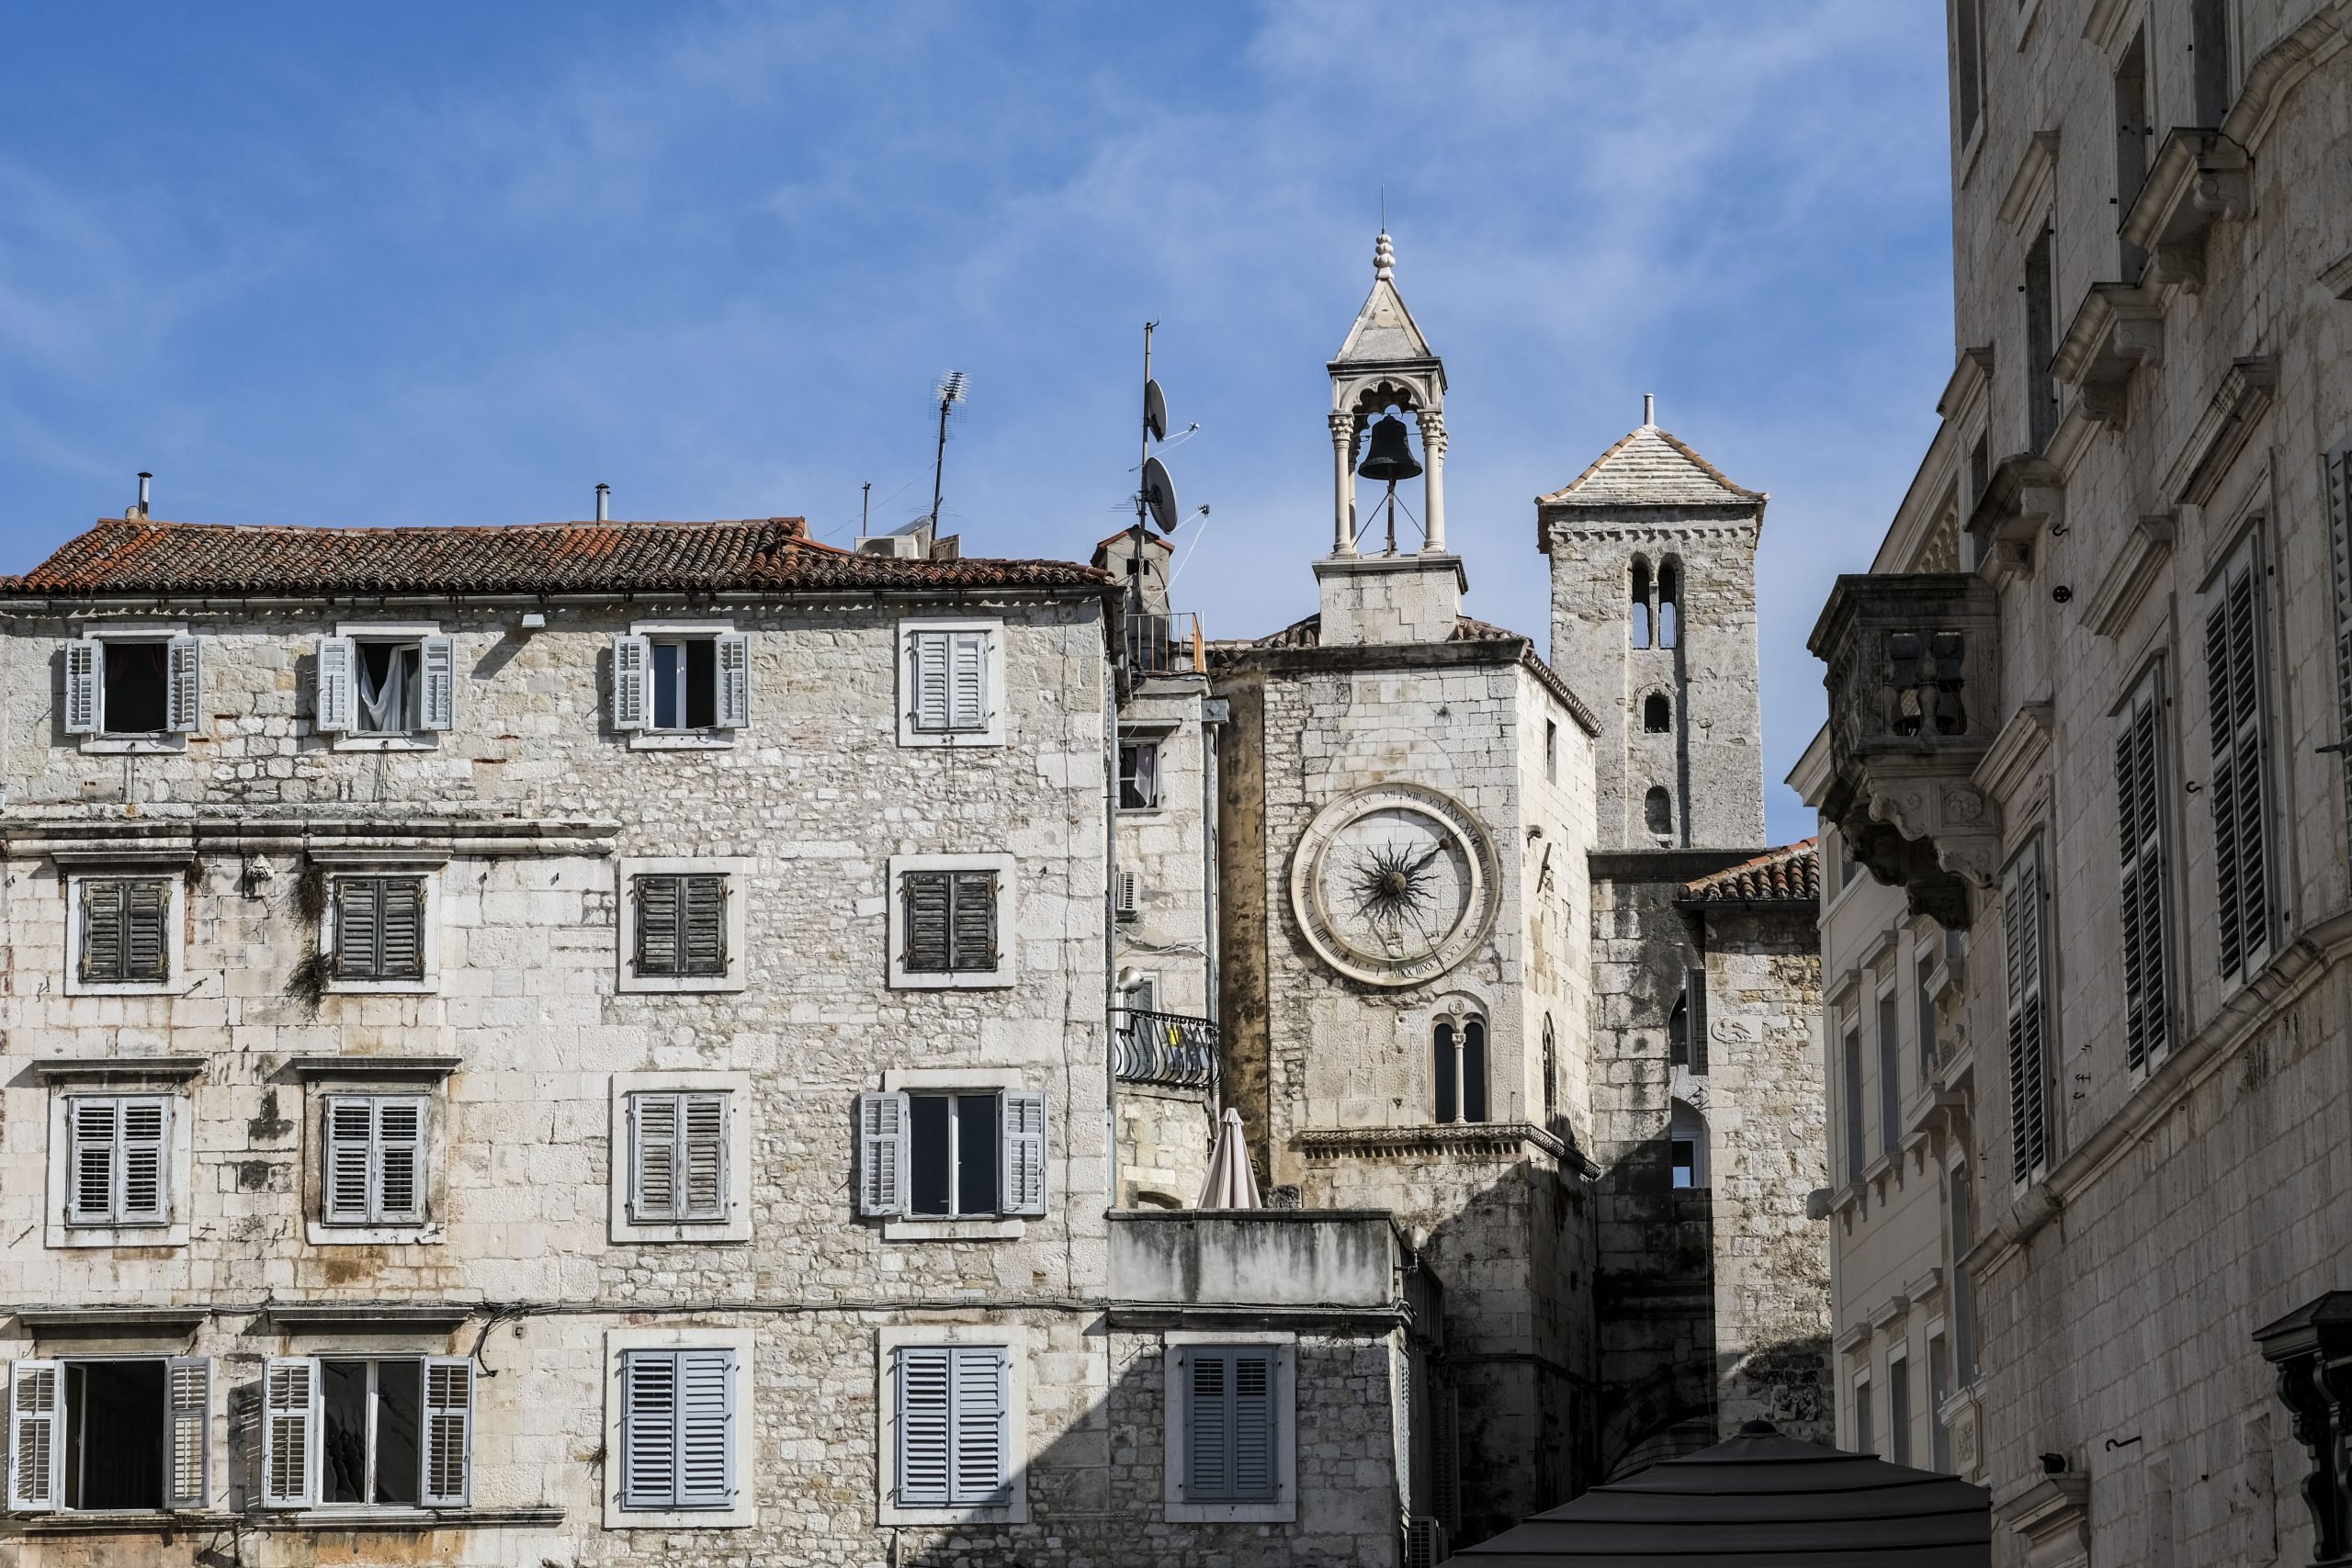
[1809,573,2002,927]
[2052,282,2163,429]
[2120,129,2250,293]
[1114,1008,1218,1090]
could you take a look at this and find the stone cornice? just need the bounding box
[1971,701,2054,808]
[2162,356,2278,505]
[1996,130,2062,233]
[1292,1121,1592,1174]
[2082,514,2177,637]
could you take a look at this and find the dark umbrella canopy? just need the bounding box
[1448,1420,1991,1568]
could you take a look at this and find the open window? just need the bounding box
[1657,560,1680,649]
[611,626,751,741]
[257,1355,470,1508]
[1668,1100,1708,1189]
[1644,693,1672,733]
[316,629,456,739]
[1630,558,1653,649]
[7,1357,210,1512]
[1118,738,1162,809]
[62,633,200,743]
[857,1087,1046,1222]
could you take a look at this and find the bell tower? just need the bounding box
[1314,232,1464,646]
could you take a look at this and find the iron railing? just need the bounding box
[1125,612,1203,677]
[1114,1008,1218,1089]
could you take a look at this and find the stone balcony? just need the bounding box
[1106,1209,1408,1329]
[1808,572,2002,927]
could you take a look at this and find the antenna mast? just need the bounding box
[927,371,967,531]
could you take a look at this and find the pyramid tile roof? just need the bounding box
[1538,424,1765,509]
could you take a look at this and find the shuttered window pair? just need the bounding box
[2206,543,2274,982]
[65,1096,169,1226]
[892,1346,1010,1507]
[899,869,999,974]
[8,1358,210,1511]
[1180,1346,1280,1503]
[905,627,991,736]
[856,1090,1047,1218]
[633,874,729,978]
[619,1348,735,1511]
[628,1091,729,1224]
[62,636,201,737]
[315,636,457,735]
[77,877,170,984]
[2002,839,2053,1184]
[2115,671,2173,1069]
[322,1095,427,1226]
[258,1355,470,1507]
[333,876,426,982]
[611,633,752,732]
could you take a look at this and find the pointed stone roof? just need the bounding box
[1538,422,1764,509]
[1331,232,1439,366]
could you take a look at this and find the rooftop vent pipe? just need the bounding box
[135,472,152,519]
[594,483,610,522]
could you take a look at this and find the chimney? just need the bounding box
[135,472,152,519]
[1643,394,1656,428]
[594,482,610,523]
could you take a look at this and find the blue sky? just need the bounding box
[0,2,1952,840]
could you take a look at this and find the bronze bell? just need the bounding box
[1355,414,1423,483]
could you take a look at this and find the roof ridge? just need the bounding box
[1537,423,1765,507]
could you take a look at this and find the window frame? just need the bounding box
[2202,531,2278,986]
[887,853,1017,990]
[62,869,187,997]
[306,1087,439,1246]
[1162,1333,1297,1523]
[612,621,750,748]
[897,616,1006,747]
[602,1327,757,1529]
[63,624,201,753]
[46,1085,195,1248]
[616,858,751,994]
[1117,736,1164,811]
[256,1353,471,1513]
[2114,660,2177,1071]
[317,623,457,750]
[319,867,439,994]
[609,1071,753,1244]
[876,1324,1029,1527]
[8,1354,212,1513]
[1430,1008,1488,1126]
[2001,833,2056,1187]
[862,1067,1047,1239]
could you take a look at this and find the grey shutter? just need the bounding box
[857,1092,910,1217]
[949,870,999,972]
[124,878,169,982]
[949,630,989,731]
[119,1097,168,1224]
[2003,843,2051,1182]
[951,1347,1010,1506]
[682,1093,728,1221]
[375,1096,426,1224]
[1841,1032,1866,1184]
[79,879,123,983]
[377,878,424,981]
[2117,674,2170,1069]
[910,631,952,733]
[613,634,651,730]
[895,1348,951,1506]
[716,633,751,729]
[675,1348,734,1509]
[421,1357,472,1506]
[902,871,951,972]
[1684,966,1709,1075]
[2206,551,2273,980]
[682,874,728,976]
[1230,1349,1277,1500]
[8,1360,61,1512]
[260,1357,319,1506]
[634,875,681,976]
[66,1099,117,1224]
[1877,993,1903,1158]
[1185,1348,1230,1497]
[323,1097,375,1223]
[315,637,355,733]
[166,635,202,733]
[62,639,100,734]
[620,1350,678,1510]
[418,635,457,731]
[630,1093,678,1222]
[1001,1090,1046,1217]
[1184,1348,1278,1503]
[2329,449,2352,853]
[165,1356,210,1509]
[334,878,379,980]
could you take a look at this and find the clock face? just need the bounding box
[1290,784,1499,987]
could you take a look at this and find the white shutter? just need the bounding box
[165,1356,210,1509]
[895,1348,951,1506]
[315,637,356,733]
[1001,1090,1047,1217]
[857,1092,910,1217]
[421,1357,472,1506]
[260,1357,320,1507]
[949,630,989,731]
[7,1360,61,1511]
[418,635,457,731]
[613,634,651,730]
[2206,547,2273,980]
[911,631,951,733]
[374,1097,427,1224]
[630,1092,678,1222]
[682,1093,728,1222]
[118,1097,169,1224]
[323,1097,375,1224]
[166,635,202,733]
[716,632,751,729]
[949,1347,1010,1506]
[2002,840,2052,1183]
[62,639,101,734]
[66,1098,117,1225]
[675,1348,734,1509]
[620,1350,678,1510]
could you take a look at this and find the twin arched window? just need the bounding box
[1630,558,1683,650]
[1434,1014,1488,1125]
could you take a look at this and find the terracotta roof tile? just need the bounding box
[1679,839,1820,904]
[1,518,1113,599]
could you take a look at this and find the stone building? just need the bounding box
[1804,2,2352,1562]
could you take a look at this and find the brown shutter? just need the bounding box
[124,880,169,982]
[79,880,124,982]
[378,879,424,980]
[635,875,682,976]
[902,871,952,972]
[949,870,999,972]
[682,875,728,976]
[334,878,379,980]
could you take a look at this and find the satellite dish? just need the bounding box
[1140,456,1181,533]
[1144,378,1170,444]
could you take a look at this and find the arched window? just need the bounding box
[1433,1014,1488,1125]
[1668,994,1690,1066]
[1541,1016,1557,1127]
[1657,560,1680,649]
[1645,785,1674,839]
[1630,558,1652,649]
[1644,693,1671,733]
[1669,1100,1708,1189]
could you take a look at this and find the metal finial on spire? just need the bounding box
[1644,392,1657,427]
[1374,231,1395,281]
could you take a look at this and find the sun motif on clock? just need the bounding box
[1290,784,1499,987]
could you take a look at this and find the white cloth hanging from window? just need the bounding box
[356,646,415,733]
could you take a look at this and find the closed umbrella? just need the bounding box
[1196,1107,1261,1210]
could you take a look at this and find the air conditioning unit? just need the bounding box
[1115,872,1140,923]
[1405,1517,1448,1568]
[855,534,922,558]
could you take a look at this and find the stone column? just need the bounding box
[1417,409,1448,555]
[1329,412,1359,558]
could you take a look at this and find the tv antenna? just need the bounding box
[925,370,967,530]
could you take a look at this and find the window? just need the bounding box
[2024,227,2057,453]
[316,631,456,738]
[1842,1026,1867,1184]
[1888,1354,1913,1467]
[619,1348,736,1512]
[1644,693,1671,733]
[1657,561,1679,649]
[2002,839,2053,1183]
[1852,1374,1874,1457]
[1544,718,1558,782]
[2328,446,2352,862]
[258,1355,470,1508]
[64,1096,169,1226]
[331,876,426,984]
[1179,1346,1279,1502]
[610,628,751,737]
[321,1094,427,1227]
[1915,953,1939,1078]
[2190,0,2233,124]
[628,1091,729,1224]
[1668,1100,1707,1189]
[1645,785,1674,839]
[1877,991,1902,1156]
[888,855,1016,989]
[2206,541,2274,982]
[632,874,728,978]
[1541,1016,1557,1127]
[1631,558,1652,649]
[891,1346,1010,1507]
[2117,669,2174,1068]
[62,634,199,739]
[2114,28,2151,276]
[7,1357,209,1512]
[74,876,170,986]
[1928,1334,1952,1472]
[856,1088,1047,1220]
[1668,969,1709,1074]
[1954,0,1984,148]
[1118,739,1162,810]
[1950,1162,1978,1387]
[898,618,1003,746]
[1432,1015,1487,1125]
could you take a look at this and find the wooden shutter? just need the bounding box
[2117,673,2171,1069]
[630,1093,678,1221]
[78,879,123,984]
[260,1357,319,1506]
[1001,1091,1046,1217]
[635,875,681,976]
[377,878,424,980]
[612,634,651,730]
[1841,1032,1866,1184]
[375,1097,426,1224]
[858,1092,910,1217]
[62,639,100,734]
[334,878,379,980]
[124,878,168,982]
[681,874,728,976]
[950,1347,1010,1506]
[166,635,202,733]
[901,871,952,972]
[119,1097,169,1224]
[1185,1349,1231,1497]
[324,1097,374,1223]
[315,637,355,733]
[165,1356,210,1509]
[66,1099,117,1224]
[1684,967,1709,1075]
[948,630,989,732]
[421,1357,472,1506]
[2329,448,2352,851]
[716,633,751,729]
[418,635,457,731]
[911,631,952,733]
[675,1348,734,1509]
[8,1361,60,1511]
[2003,842,2052,1182]
[1229,1349,1277,1499]
[682,1093,728,1221]
[949,870,999,972]
[2206,548,2273,980]
[620,1350,679,1510]
[895,1348,951,1506]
